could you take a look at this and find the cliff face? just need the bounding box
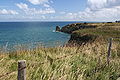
[60,22,120,45]
[60,23,98,44]
[68,33,98,45]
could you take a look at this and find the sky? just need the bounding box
[0,0,120,22]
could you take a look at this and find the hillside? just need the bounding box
[60,22,120,44]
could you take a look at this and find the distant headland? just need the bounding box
[56,21,120,45]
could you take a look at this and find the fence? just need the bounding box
[0,37,119,80]
[107,37,120,66]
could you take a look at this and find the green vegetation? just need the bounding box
[73,28,120,38]
[64,22,120,44]
[61,22,120,34]
[0,40,120,80]
[71,28,120,43]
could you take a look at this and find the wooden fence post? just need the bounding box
[107,38,112,66]
[18,60,26,80]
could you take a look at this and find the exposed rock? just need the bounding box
[56,26,61,32]
[59,23,98,45]
[60,22,120,46]
[68,33,98,45]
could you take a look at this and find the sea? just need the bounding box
[0,21,80,50]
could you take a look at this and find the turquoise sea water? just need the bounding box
[0,22,78,49]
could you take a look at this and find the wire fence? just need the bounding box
[0,37,120,80]
[0,50,80,79]
[0,47,82,79]
[0,70,17,78]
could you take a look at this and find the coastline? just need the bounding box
[58,22,120,45]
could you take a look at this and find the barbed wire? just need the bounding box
[0,66,26,79]
[0,46,81,79]
[0,70,17,78]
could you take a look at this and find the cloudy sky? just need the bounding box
[0,0,120,21]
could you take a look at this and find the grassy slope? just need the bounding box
[0,41,120,80]
[68,22,120,44]
[73,28,120,39]
[61,22,120,34]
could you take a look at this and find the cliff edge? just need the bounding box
[60,22,120,45]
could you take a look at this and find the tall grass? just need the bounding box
[0,40,120,80]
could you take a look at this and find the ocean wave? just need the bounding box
[52,30,56,32]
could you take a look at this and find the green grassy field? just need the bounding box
[73,27,120,38]
[0,40,120,80]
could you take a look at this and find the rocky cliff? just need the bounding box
[60,22,120,45]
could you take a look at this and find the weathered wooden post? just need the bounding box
[18,60,26,80]
[107,38,112,66]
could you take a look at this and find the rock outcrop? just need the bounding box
[56,26,61,32]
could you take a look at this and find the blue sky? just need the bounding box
[0,0,120,21]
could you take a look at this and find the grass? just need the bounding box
[0,40,120,80]
[61,22,120,34]
[69,26,120,45]
[73,28,120,37]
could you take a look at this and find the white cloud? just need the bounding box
[57,5,120,21]
[43,4,50,7]
[66,13,78,19]
[0,9,18,15]
[3,0,119,21]
[88,0,120,10]
[27,0,53,8]
[77,7,119,21]
[16,3,28,10]
[16,3,55,15]
[88,0,107,10]
[19,15,46,20]
[60,0,120,21]
[27,0,49,5]
[41,15,46,19]
[83,0,120,21]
